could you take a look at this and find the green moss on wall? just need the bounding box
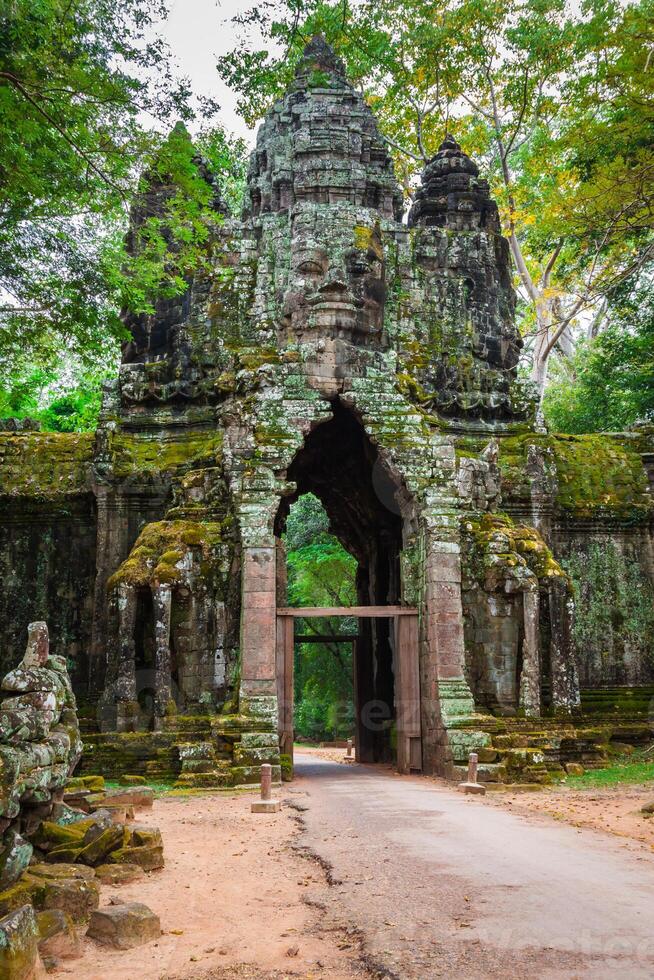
[562,542,654,682]
[498,433,652,523]
[109,431,223,479]
[0,432,94,499]
[107,519,227,590]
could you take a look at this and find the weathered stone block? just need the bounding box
[94,863,144,885]
[0,904,46,980]
[87,902,161,949]
[35,909,81,963]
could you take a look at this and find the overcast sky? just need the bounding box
[156,0,279,145]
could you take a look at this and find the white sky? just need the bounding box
[156,0,275,146]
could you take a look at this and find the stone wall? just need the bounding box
[0,434,96,689]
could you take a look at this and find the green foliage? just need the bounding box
[284,494,357,741]
[0,0,250,393]
[284,493,330,550]
[0,359,116,431]
[562,543,654,667]
[543,282,654,432]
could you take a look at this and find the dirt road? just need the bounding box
[66,790,363,980]
[292,753,654,979]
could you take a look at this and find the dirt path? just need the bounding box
[488,783,654,849]
[58,792,365,980]
[292,752,654,979]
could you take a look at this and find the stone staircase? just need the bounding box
[78,712,280,787]
[449,689,654,788]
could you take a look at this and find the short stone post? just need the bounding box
[251,763,281,813]
[458,752,486,796]
[346,739,353,758]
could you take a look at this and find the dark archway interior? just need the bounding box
[275,400,403,761]
[133,589,156,730]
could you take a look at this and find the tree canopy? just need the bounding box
[0,0,246,426]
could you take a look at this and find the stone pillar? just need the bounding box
[114,583,138,732]
[152,584,172,730]
[422,533,478,775]
[240,546,277,699]
[519,588,541,717]
[549,578,581,714]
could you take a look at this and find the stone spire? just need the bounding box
[242,36,403,220]
[408,135,500,232]
[292,34,348,84]
[122,123,226,364]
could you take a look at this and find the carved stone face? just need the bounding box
[281,211,386,344]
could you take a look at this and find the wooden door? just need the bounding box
[394,613,422,774]
[276,615,294,761]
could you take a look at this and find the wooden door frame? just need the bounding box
[276,606,421,774]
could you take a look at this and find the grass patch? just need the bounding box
[565,752,654,789]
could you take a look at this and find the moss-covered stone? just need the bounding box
[108,431,223,479]
[463,513,569,591]
[0,433,93,500]
[497,433,652,523]
[107,519,227,590]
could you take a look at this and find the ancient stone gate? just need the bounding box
[1,37,653,787]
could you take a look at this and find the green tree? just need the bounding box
[0,0,249,390]
[543,279,654,432]
[284,494,357,740]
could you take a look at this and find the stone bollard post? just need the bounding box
[346,739,353,758]
[458,751,486,796]
[261,763,272,801]
[251,764,281,813]
[468,752,478,783]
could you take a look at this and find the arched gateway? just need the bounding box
[3,37,653,788]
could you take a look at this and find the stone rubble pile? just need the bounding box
[0,625,164,976]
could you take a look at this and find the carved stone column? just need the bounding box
[549,577,581,714]
[519,588,541,717]
[115,583,138,732]
[152,584,172,730]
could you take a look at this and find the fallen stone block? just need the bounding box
[0,832,33,890]
[44,846,84,864]
[38,876,100,924]
[641,800,654,814]
[564,762,585,776]
[36,909,81,962]
[86,902,161,949]
[28,865,99,924]
[128,826,163,849]
[104,787,155,809]
[61,791,92,813]
[94,863,144,886]
[89,802,133,823]
[0,904,46,980]
[118,775,146,786]
[108,843,164,871]
[0,879,42,918]
[50,803,89,827]
[29,821,87,853]
[28,864,95,884]
[65,775,105,794]
[77,825,125,866]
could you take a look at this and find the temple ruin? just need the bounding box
[1,38,653,786]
